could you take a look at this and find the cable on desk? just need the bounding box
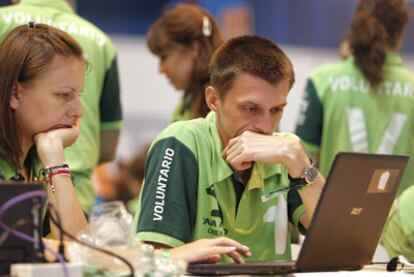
[0,218,29,247]
[47,202,135,277]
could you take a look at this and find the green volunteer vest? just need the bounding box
[296,53,414,196]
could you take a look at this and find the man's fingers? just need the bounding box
[222,137,240,157]
[225,147,242,163]
[226,251,245,264]
[207,237,252,257]
[227,153,253,171]
[186,237,252,264]
[198,254,221,264]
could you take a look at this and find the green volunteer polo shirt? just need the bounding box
[295,53,414,196]
[381,185,414,260]
[135,112,305,262]
[399,186,414,249]
[0,0,123,212]
[0,151,42,182]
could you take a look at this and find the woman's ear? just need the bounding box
[10,83,22,110]
[205,86,220,111]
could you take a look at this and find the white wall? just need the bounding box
[112,35,414,159]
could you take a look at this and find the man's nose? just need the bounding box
[253,114,276,135]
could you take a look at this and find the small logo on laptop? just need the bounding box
[367,169,399,193]
[350,207,363,215]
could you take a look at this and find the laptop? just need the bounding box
[187,152,409,275]
[0,182,45,274]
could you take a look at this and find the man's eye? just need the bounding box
[244,106,257,112]
[270,107,284,114]
[58,93,71,99]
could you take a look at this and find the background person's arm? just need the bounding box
[98,130,120,163]
[99,56,123,164]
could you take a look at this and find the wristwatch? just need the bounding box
[288,159,318,190]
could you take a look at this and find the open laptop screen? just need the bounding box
[296,152,408,272]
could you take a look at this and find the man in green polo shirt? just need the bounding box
[0,0,123,213]
[135,35,325,262]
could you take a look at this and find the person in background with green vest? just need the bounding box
[381,185,414,261]
[0,23,88,238]
[295,0,414,197]
[147,4,224,122]
[0,0,123,213]
[93,4,225,211]
[135,35,325,262]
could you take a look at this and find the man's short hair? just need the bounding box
[209,35,295,97]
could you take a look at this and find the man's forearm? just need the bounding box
[298,173,325,229]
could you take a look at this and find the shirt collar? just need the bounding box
[0,150,41,181]
[19,0,74,14]
[0,155,17,180]
[206,112,283,190]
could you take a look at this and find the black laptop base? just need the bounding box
[187,261,296,276]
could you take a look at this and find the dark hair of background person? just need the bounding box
[209,35,295,99]
[0,23,84,169]
[147,4,224,118]
[348,0,410,88]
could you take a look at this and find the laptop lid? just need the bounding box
[187,153,408,275]
[0,182,45,274]
[296,152,408,272]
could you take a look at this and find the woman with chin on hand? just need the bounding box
[0,22,88,238]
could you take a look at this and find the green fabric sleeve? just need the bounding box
[99,56,122,124]
[295,79,323,149]
[137,232,185,248]
[101,120,123,131]
[136,137,198,244]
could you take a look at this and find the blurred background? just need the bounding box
[1,0,413,160]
